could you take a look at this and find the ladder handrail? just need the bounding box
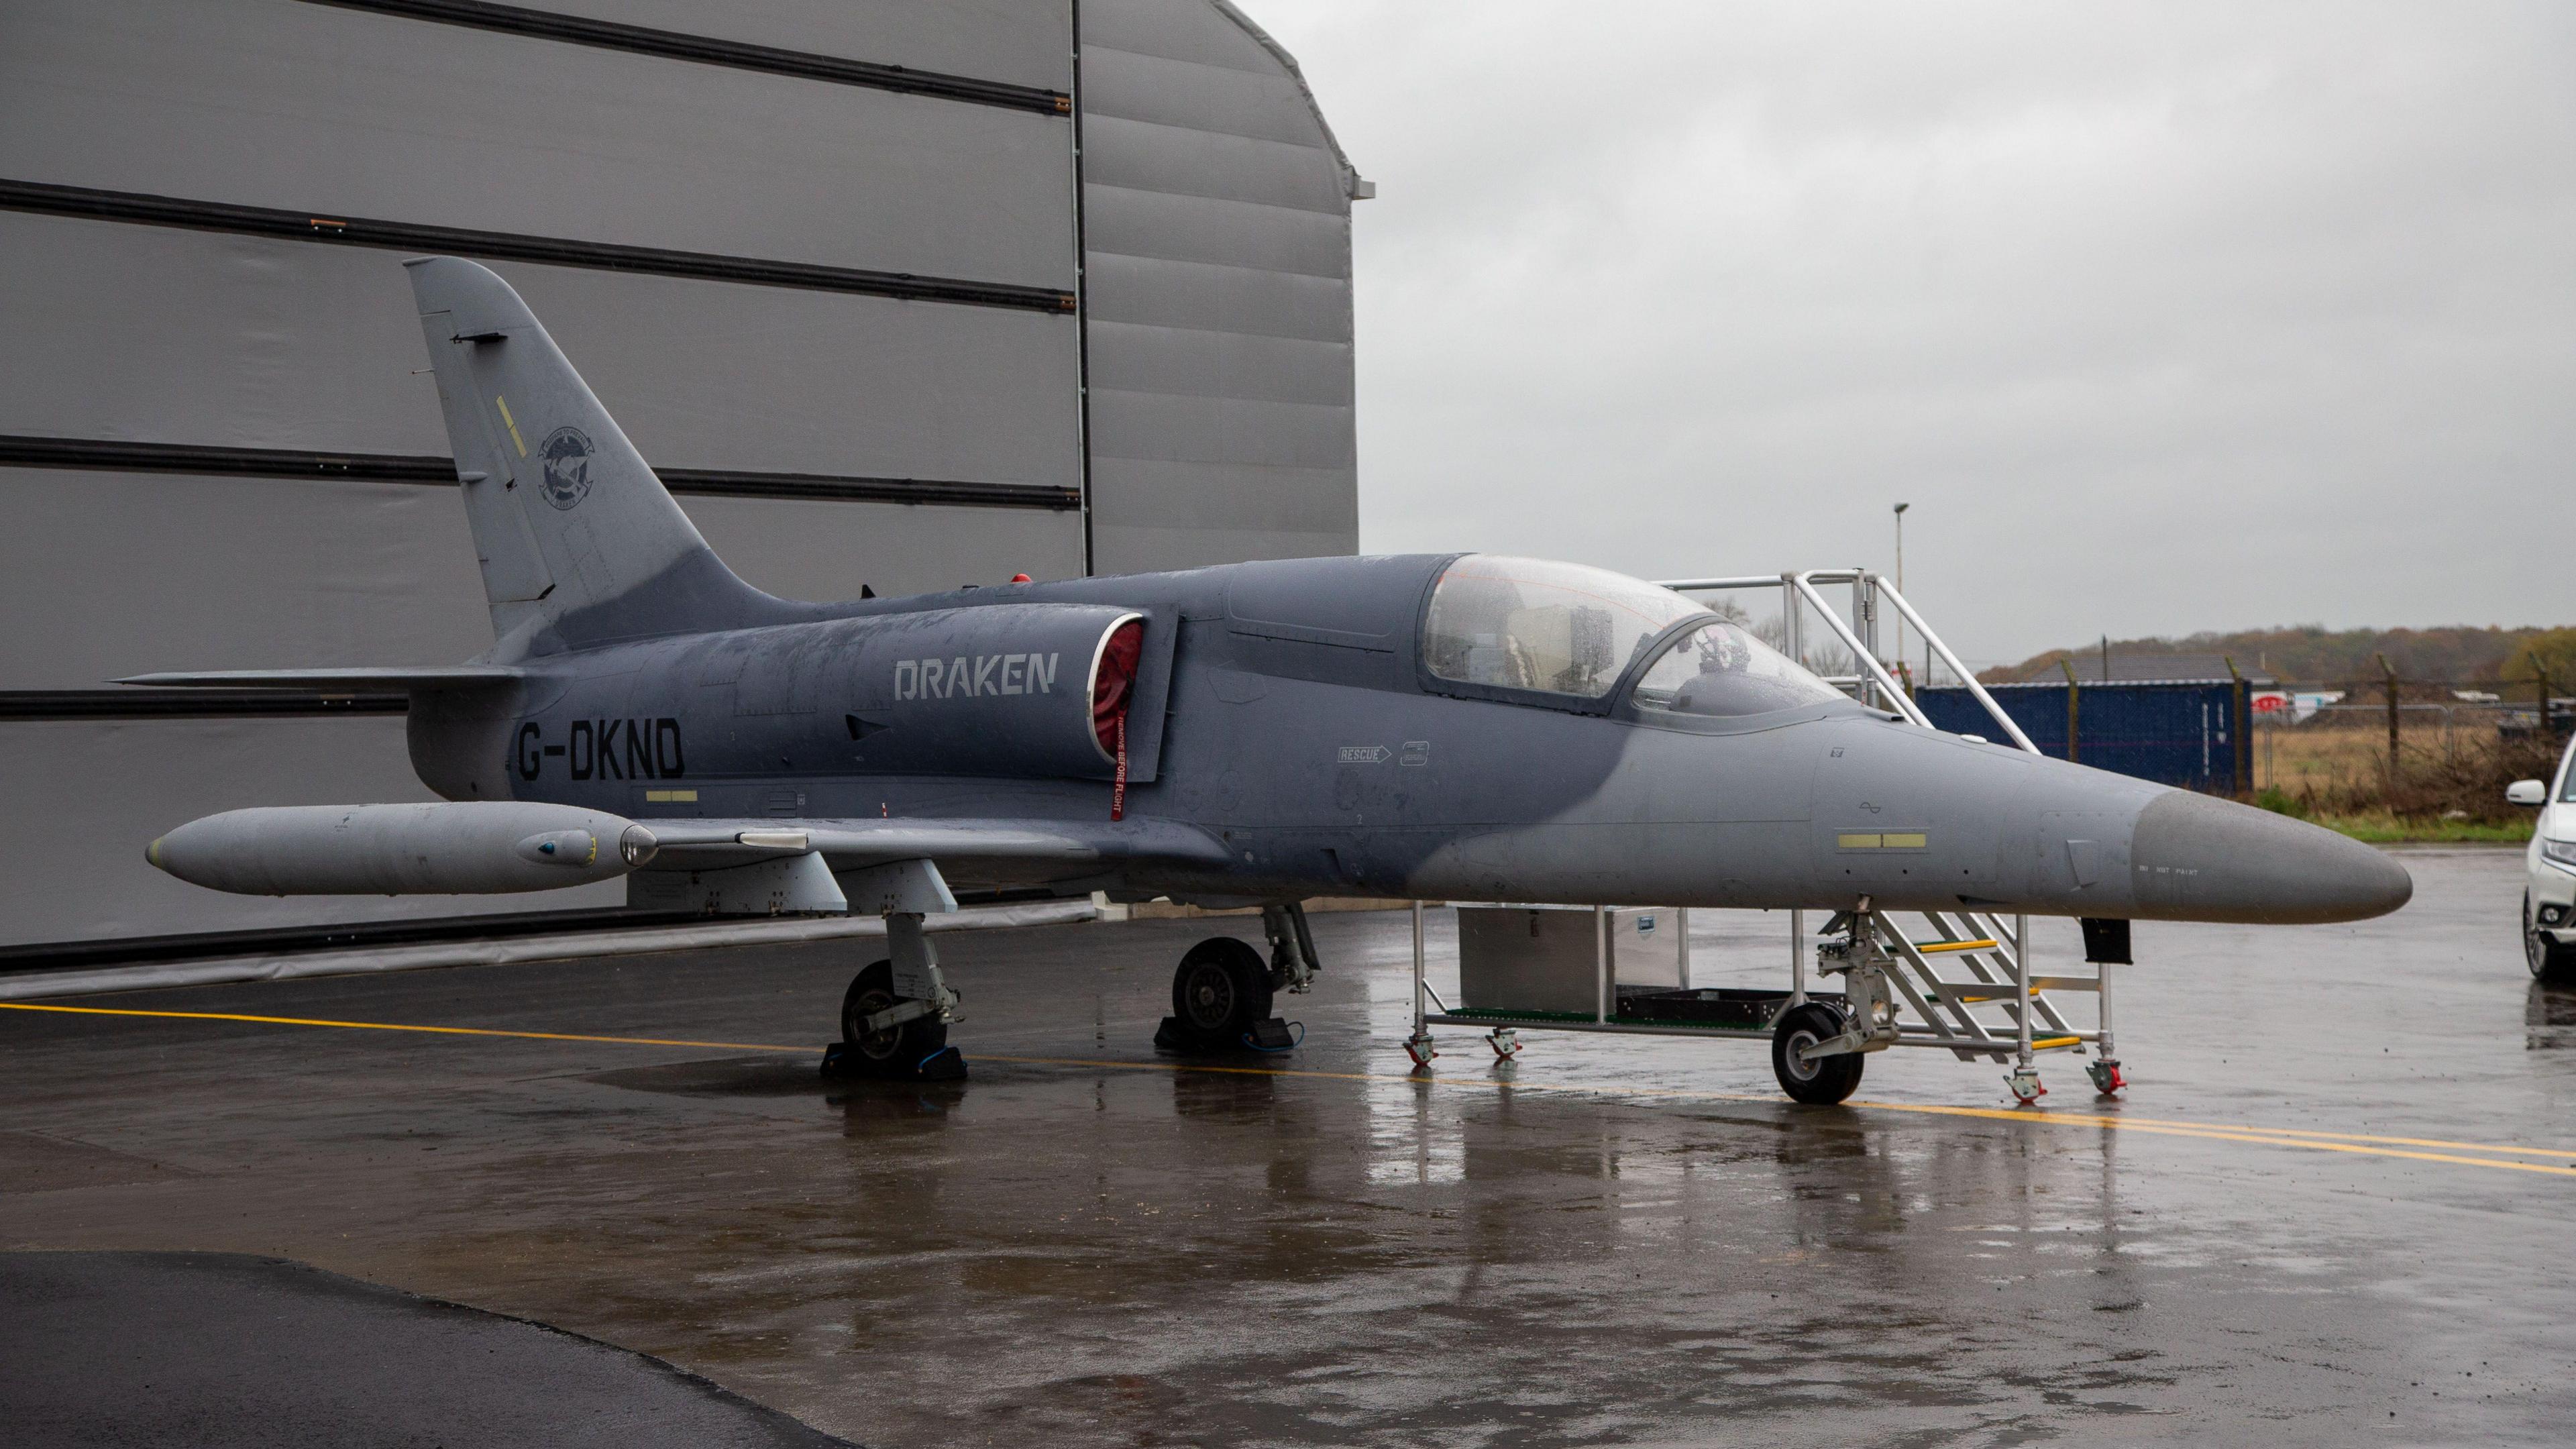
[1654,568,2042,755]
[1786,572,1929,727]
[1872,579,2042,755]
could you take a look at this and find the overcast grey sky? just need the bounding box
[1250,1,2576,669]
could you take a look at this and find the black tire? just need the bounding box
[1772,1001,1865,1105]
[2527,894,2576,980]
[1171,936,1274,1042]
[839,959,948,1077]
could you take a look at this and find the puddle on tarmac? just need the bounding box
[582,1055,828,1098]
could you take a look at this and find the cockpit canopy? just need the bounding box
[1629,619,1848,718]
[1421,555,1846,717]
[1423,556,1704,698]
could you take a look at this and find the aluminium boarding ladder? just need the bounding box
[1652,570,2122,1099]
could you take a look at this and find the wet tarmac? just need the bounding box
[0,1251,849,1447]
[2,845,2569,1445]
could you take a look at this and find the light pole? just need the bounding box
[1892,502,1911,692]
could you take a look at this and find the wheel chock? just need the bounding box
[821,1041,969,1081]
[1152,1016,1195,1054]
[2086,1058,2127,1096]
[1244,1017,1298,1051]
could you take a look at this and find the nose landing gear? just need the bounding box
[1770,1001,1866,1105]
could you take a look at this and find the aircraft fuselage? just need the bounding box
[409,553,2406,926]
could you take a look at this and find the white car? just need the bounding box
[2510,734,2576,977]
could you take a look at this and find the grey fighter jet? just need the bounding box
[132,258,2412,1093]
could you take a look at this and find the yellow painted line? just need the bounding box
[6,1002,2572,1177]
[494,395,527,456]
[0,1002,800,1054]
[1917,938,1998,955]
[972,1055,2576,1177]
[1876,1099,2576,1160]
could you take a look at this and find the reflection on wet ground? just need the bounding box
[1,847,2569,1444]
[2528,978,2576,1051]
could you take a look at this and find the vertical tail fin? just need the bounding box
[405,256,785,654]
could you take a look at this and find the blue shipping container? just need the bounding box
[1916,683,2249,792]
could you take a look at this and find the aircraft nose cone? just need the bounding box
[2129,791,2413,924]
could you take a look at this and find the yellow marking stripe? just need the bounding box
[5,1002,2571,1176]
[494,395,527,457]
[0,1002,795,1053]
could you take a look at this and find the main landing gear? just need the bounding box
[823,910,967,1081]
[1167,936,1273,1040]
[835,960,951,1076]
[1153,902,1313,1053]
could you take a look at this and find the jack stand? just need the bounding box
[2006,1063,2046,1104]
[2086,1058,2126,1096]
[1484,1027,1520,1061]
[1403,1030,1438,1070]
[1260,901,1321,993]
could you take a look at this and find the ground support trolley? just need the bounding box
[1405,899,2123,1104]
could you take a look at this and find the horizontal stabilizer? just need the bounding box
[114,667,527,692]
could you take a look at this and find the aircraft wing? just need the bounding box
[633,816,1233,875]
[115,667,527,690]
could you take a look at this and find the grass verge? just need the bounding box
[2298,810,2533,844]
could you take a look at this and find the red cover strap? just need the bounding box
[1112,712,1128,821]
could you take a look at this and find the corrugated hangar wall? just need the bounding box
[0,0,1363,949]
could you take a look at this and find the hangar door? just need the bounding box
[0,0,1364,951]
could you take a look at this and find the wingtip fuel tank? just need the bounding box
[148,803,654,896]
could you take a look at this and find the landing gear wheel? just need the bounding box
[2527,893,2576,980]
[839,959,947,1078]
[1171,936,1274,1044]
[1771,1002,1864,1105]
